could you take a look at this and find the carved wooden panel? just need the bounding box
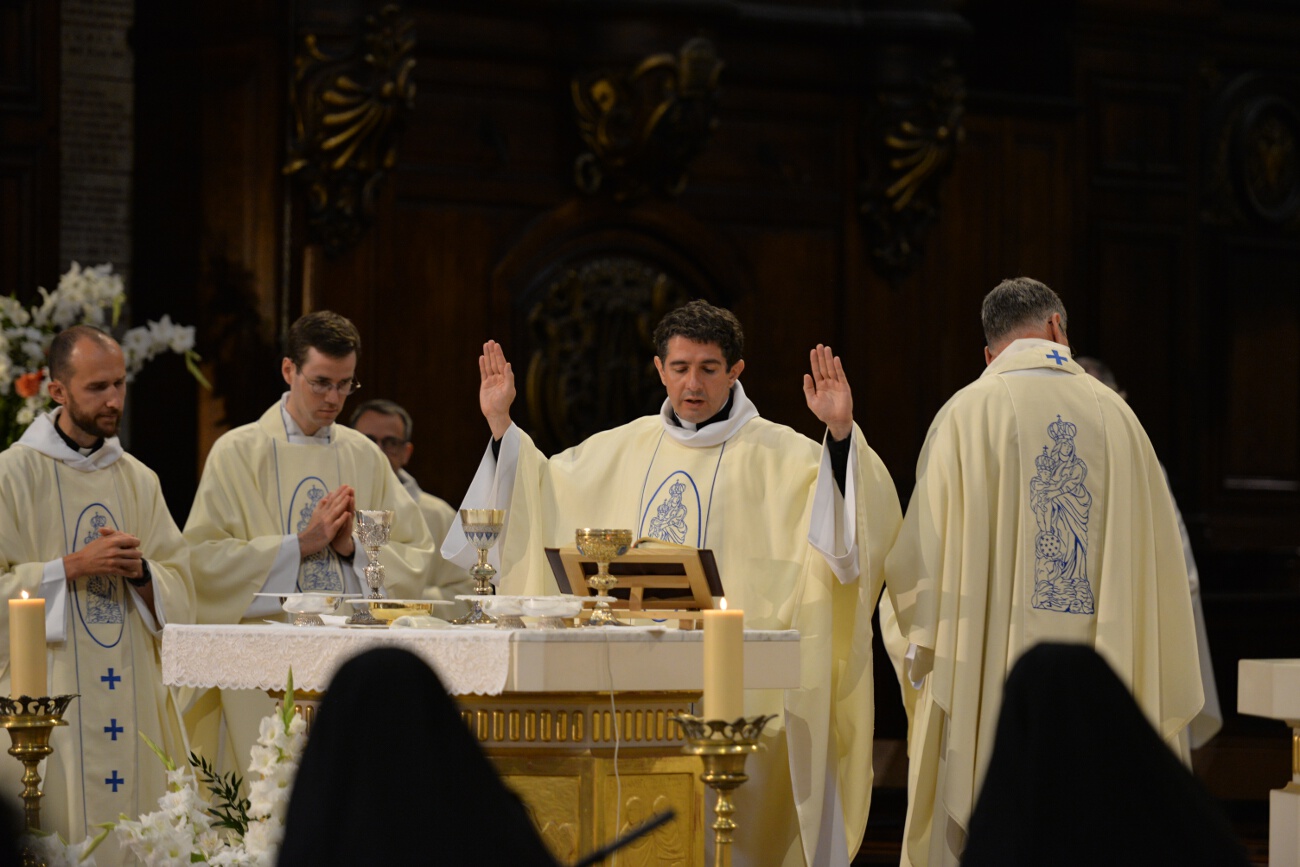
[1219,243,1300,491]
[1090,76,1186,182]
[1091,225,1184,459]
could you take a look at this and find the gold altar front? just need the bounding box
[462,690,703,864]
[161,624,800,867]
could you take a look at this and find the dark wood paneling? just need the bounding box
[0,0,59,298]
[1091,225,1183,455]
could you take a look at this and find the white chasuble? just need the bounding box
[272,441,346,592]
[885,339,1201,867]
[637,433,726,547]
[444,382,903,867]
[0,412,194,865]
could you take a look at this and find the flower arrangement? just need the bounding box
[0,262,208,448]
[30,672,306,866]
[114,674,306,866]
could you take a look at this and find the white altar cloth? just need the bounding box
[161,624,801,697]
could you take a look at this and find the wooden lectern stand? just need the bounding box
[545,539,724,627]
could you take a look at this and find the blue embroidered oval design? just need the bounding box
[1028,415,1095,615]
[641,471,702,547]
[288,476,343,592]
[71,503,125,648]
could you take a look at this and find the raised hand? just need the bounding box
[64,527,144,580]
[298,486,356,558]
[479,340,516,440]
[802,344,853,441]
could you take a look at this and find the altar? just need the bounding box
[162,623,800,865]
[1239,658,1300,867]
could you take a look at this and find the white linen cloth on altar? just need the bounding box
[161,624,513,696]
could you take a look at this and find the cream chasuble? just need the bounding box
[183,401,437,777]
[885,339,1202,867]
[0,412,194,865]
[444,382,902,867]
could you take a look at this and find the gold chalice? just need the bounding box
[453,508,506,625]
[575,528,633,627]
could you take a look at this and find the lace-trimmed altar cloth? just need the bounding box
[161,624,514,695]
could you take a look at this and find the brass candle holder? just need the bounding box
[0,694,78,835]
[674,713,776,867]
[453,508,506,625]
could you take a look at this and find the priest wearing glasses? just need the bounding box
[182,310,437,776]
[442,299,902,867]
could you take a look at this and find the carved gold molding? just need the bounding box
[859,59,966,278]
[459,691,698,750]
[284,4,416,255]
[573,37,724,202]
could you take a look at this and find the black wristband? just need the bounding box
[127,561,152,588]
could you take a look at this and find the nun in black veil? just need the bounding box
[961,642,1249,867]
[277,646,560,866]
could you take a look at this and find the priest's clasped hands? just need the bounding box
[297,484,357,558]
[63,526,145,581]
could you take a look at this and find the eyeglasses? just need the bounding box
[364,434,407,453]
[302,376,361,396]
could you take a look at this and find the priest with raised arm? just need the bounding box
[884,278,1202,867]
[443,300,902,867]
[182,310,437,777]
[0,325,194,865]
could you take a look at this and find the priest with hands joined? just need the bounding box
[181,310,438,782]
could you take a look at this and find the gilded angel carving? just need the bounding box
[284,5,416,254]
[572,37,724,201]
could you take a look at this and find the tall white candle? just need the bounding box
[703,601,744,721]
[9,591,46,698]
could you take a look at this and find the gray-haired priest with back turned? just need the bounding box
[883,277,1202,867]
[442,299,902,867]
[182,311,438,778]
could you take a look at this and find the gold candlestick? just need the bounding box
[0,695,77,836]
[674,713,775,867]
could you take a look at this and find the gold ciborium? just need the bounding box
[674,713,776,867]
[575,528,633,627]
[346,509,394,625]
[0,694,78,835]
[453,508,506,625]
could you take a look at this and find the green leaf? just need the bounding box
[110,296,123,327]
[282,667,296,733]
[184,350,213,390]
[81,824,115,861]
[139,731,176,772]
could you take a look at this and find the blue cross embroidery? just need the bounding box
[1046,350,1068,365]
[104,719,123,741]
[101,668,121,690]
[105,771,125,792]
